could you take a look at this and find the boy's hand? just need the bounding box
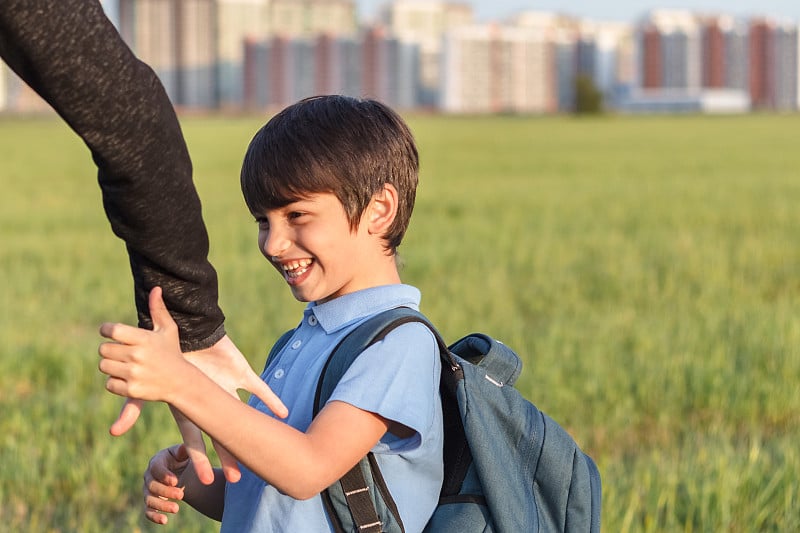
[100,287,186,402]
[143,444,189,525]
[101,287,289,484]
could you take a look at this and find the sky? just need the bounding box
[357,0,800,23]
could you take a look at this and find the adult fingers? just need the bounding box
[170,405,215,485]
[109,398,143,436]
[244,372,289,419]
[213,440,241,483]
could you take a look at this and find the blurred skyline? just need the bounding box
[357,0,800,23]
[9,1,799,115]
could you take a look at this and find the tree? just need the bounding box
[574,74,604,114]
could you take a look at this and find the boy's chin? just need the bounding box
[288,286,316,303]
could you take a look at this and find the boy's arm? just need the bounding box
[99,290,394,500]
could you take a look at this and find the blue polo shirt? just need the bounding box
[221,284,444,532]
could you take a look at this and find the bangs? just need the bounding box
[239,96,418,249]
[240,119,338,215]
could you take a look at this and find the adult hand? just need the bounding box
[103,287,288,483]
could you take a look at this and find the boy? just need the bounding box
[98,95,444,531]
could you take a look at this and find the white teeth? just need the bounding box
[281,259,312,278]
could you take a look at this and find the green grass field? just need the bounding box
[1,112,798,532]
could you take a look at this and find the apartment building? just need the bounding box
[118,0,356,108]
[773,21,800,110]
[441,23,555,114]
[578,20,636,98]
[380,0,473,106]
[119,0,218,107]
[243,28,419,111]
[2,1,798,114]
[638,10,703,90]
[216,0,270,106]
[271,0,357,37]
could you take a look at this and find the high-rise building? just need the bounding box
[749,18,775,109]
[242,28,419,110]
[700,16,727,88]
[723,20,749,92]
[361,26,420,109]
[269,0,357,38]
[3,2,797,114]
[638,10,701,90]
[512,12,589,112]
[577,20,634,98]
[119,0,218,107]
[119,0,348,108]
[773,22,800,110]
[640,25,663,88]
[441,23,554,114]
[216,0,271,106]
[381,1,473,106]
[625,9,752,113]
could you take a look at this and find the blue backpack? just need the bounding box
[266,307,601,532]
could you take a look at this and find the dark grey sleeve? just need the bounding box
[0,0,225,351]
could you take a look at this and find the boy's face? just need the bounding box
[254,192,388,304]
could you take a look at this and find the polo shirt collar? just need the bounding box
[307,284,421,334]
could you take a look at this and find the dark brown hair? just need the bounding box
[241,95,419,253]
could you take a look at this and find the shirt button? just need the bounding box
[273,368,285,379]
[291,340,302,349]
[308,315,318,326]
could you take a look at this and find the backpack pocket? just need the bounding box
[423,460,497,532]
[423,495,495,533]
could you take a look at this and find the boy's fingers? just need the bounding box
[110,398,143,436]
[171,443,189,463]
[98,340,134,362]
[99,321,144,344]
[148,286,177,332]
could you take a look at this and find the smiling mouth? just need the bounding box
[281,259,313,279]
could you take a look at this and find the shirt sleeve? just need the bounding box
[327,321,441,453]
[0,0,225,351]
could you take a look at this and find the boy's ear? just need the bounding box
[366,183,399,236]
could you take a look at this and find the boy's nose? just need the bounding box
[263,228,291,258]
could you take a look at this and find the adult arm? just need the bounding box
[0,1,289,484]
[0,0,223,351]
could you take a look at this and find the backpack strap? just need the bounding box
[313,307,450,533]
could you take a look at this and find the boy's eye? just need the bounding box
[288,212,304,220]
[255,218,269,230]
